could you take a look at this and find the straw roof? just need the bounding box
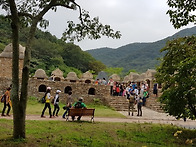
[81,71,93,80]
[145,69,157,80]
[123,75,130,83]
[0,43,25,59]
[136,73,146,82]
[33,69,48,79]
[51,68,64,78]
[110,74,120,81]
[66,72,79,80]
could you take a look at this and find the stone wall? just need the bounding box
[28,78,110,104]
[0,58,23,78]
[0,77,12,95]
[0,77,110,105]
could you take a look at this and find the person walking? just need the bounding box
[1,87,11,116]
[41,87,53,118]
[62,91,73,118]
[53,90,61,117]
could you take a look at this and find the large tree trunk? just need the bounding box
[8,0,23,139]
[15,21,37,138]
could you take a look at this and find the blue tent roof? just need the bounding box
[96,71,108,82]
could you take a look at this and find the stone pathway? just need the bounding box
[119,107,196,130]
[1,107,195,130]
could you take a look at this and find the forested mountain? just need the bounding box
[87,26,196,73]
[0,16,106,76]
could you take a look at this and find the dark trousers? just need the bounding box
[2,101,11,115]
[41,103,52,117]
[143,97,146,106]
[137,104,142,116]
[62,105,71,118]
[110,86,113,95]
[53,104,60,116]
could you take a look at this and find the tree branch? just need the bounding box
[18,12,33,19]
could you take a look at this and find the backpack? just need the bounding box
[74,102,82,108]
[41,96,46,103]
[1,94,6,103]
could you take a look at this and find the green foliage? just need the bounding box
[156,36,196,120]
[167,0,196,29]
[104,67,124,77]
[125,69,137,75]
[60,43,106,74]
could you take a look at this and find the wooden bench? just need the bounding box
[66,108,95,122]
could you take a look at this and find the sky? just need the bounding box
[23,1,196,50]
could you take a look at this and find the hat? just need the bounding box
[56,90,61,93]
[78,97,83,101]
[47,87,51,90]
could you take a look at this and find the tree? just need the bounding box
[157,0,196,120]
[167,0,196,29]
[156,36,196,120]
[104,67,124,77]
[0,0,121,139]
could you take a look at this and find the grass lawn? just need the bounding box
[0,96,195,146]
[0,119,195,147]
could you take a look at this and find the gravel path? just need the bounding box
[1,107,195,129]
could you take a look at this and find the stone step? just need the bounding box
[107,96,164,112]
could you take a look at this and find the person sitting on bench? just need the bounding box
[72,97,87,121]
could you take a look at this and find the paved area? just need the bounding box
[1,107,195,129]
[118,107,196,130]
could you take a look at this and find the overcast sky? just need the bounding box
[43,0,194,51]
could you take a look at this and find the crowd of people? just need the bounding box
[107,78,157,116]
[94,77,155,116]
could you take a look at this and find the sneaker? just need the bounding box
[49,116,53,118]
[6,114,10,117]
[41,115,46,118]
[1,114,6,116]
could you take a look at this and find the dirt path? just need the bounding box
[1,107,195,129]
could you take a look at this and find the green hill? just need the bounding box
[87,26,196,73]
[0,16,106,76]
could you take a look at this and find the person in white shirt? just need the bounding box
[53,90,61,117]
[108,78,114,95]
